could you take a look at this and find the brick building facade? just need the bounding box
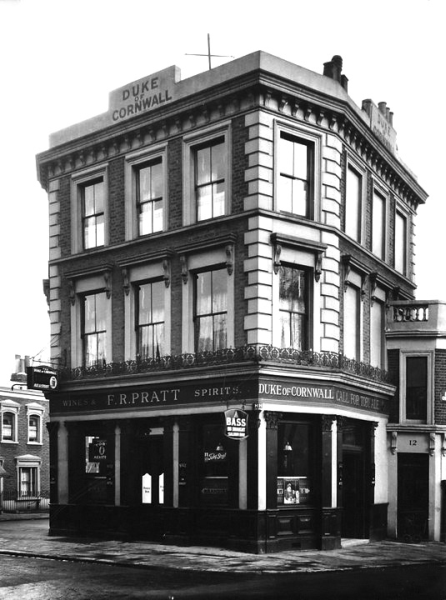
[0,387,49,512]
[386,301,446,542]
[36,52,429,552]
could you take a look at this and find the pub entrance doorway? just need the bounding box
[140,435,164,506]
[341,420,368,539]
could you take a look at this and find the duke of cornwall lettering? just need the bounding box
[259,383,333,399]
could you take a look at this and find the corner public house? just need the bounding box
[36,52,427,552]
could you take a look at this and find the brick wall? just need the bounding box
[59,175,71,257]
[0,396,50,495]
[168,137,183,230]
[387,349,400,423]
[108,157,125,245]
[434,349,446,424]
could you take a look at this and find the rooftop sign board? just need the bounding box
[362,100,397,155]
[108,66,180,124]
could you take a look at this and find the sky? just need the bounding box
[0,0,443,386]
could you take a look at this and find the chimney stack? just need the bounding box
[323,55,348,91]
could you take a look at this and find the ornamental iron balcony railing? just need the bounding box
[58,346,390,384]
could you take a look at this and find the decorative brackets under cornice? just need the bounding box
[119,250,174,294]
[67,265,113,305]
[369,271,378,305]
[178,233,237,285]
[341,254,368,299]
[271,233,326,282]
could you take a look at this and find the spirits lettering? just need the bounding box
[194,386,240,398]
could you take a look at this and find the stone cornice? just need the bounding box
[36,75,426,212]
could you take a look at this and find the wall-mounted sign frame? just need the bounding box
[26,366,58,391]
[224,408,248,440]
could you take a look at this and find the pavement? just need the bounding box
[0,512,445,574]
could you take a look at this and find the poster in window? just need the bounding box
[277,477,312,505]
[284,479,299,504]
[298,477,311,505]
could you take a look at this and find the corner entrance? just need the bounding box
[341,420,368,539]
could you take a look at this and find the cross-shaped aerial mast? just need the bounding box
[186,34,234,70]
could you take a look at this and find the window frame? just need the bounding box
[26,403,45,445]
[135,279,166,360]
[183,122,231,226]
[1,400,20,443]
[277,419,316,508]
[122,259,171,361]
[394,205,409,276]
[71,165,109,254]
[15,456,41,499]
[274,122,321,221]
[278,265,310,351]
[2,412,15,442]
[343,269,363,362]
[193,267,229,353]
[81,290,108,368]
[345,158,366,243]
[370,286,386,370]
[271,237,321,351]
[400,351,433,424]
[181,245,235,354]
[81,178,105,250]
[371,184,388,261]
[70,273,112,369]
[125,144,167,241]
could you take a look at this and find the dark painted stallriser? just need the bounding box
[49,504,387,554]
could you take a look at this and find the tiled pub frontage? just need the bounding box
[47,350,393,554]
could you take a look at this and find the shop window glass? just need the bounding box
[277,422,313,506]
[84,435,110,505]
[200,424,228,506]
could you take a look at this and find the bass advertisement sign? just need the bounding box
[224,409,248,440]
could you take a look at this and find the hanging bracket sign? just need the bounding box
[224,409,248,440]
